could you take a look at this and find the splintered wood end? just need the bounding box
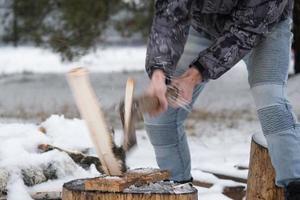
[127,78,136,87]
[68,67,88,77]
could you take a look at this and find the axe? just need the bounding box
[119,79,179,152]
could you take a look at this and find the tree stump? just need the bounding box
[246,132,284,199]
[62,168,198,200]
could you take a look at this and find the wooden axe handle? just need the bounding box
[138,86,178,113]
[137,95,160,113]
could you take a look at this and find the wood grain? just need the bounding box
[246,138,284,199]
[67,67,122,176]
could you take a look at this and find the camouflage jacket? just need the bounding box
[145,0,294,80]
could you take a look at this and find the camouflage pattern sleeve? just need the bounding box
[145,0,193,81]
[192,0,290,80]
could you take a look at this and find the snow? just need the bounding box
[0,117,101,200]
[40,115,93,151]
[6,174,33,200]
[196,186,232,200]
[0,46,146,74]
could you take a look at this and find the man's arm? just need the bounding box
[191,0,290,80]
[145,0,193,82]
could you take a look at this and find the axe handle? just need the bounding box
[138,95,161,113]
[138,86,179,113]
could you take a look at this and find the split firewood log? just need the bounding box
[38,144,127,174]
[38,144,104,173]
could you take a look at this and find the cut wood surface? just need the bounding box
[246,138,284,200]
[123,78,137,151]
[84,168,170,192]
[67,67,122,176]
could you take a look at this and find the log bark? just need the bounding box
[246,138,284,200]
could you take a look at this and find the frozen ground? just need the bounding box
[0,45,299,199]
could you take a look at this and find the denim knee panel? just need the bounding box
[250,84,300,186]
[251,84,298,135]
[258,105,295,135]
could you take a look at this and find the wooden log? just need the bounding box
[62,179,198,200]
[246,133,284,199]
[38,144,104,174]
[67,67,122,176]
[223,186,245,200]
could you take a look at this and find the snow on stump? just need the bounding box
[62,168,198,200]
[246,132,284,199]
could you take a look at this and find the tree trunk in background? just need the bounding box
[293,2,300,74]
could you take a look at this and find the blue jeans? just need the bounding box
[144,18,300,186]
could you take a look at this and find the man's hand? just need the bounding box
[171,67,202,108]
[146,70,168,116]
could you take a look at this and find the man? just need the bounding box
[144,0,300,199]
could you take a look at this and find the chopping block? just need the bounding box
[62,168,198,200]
